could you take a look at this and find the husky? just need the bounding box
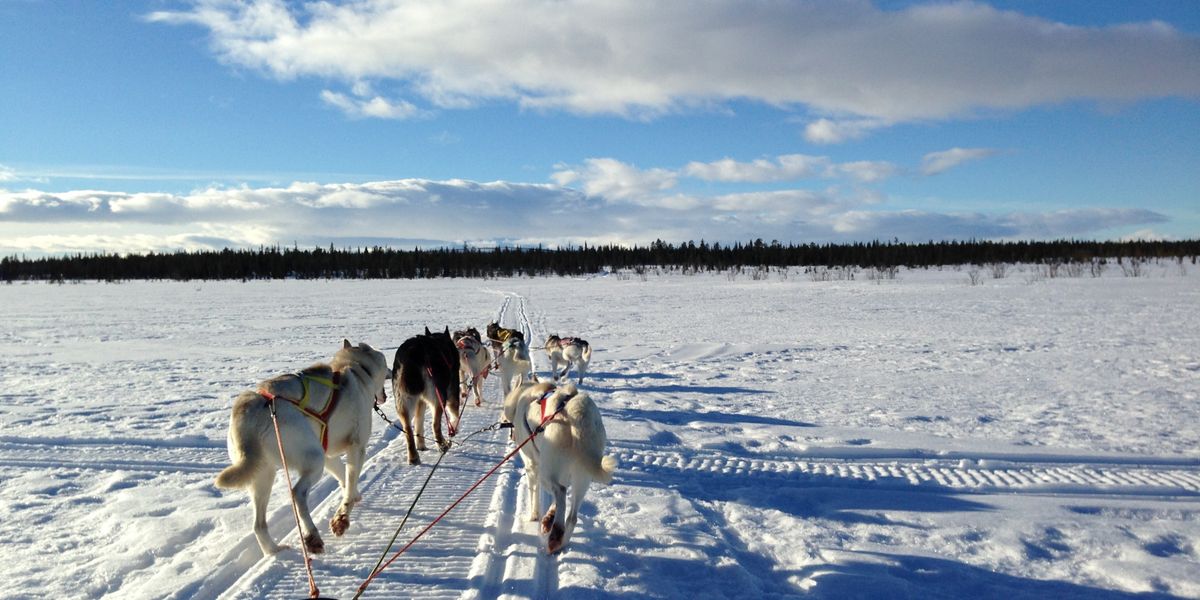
[503,380,617,554]
[486,321,524,354]
[497,333,535,400]
[453,327,492,407]
[215,340,389,557]
[392,327,462,465]
[544,335,592,384]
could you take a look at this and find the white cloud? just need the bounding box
[803,118,891,144]
[833,208,1167,240]
[1121,228,1172,242]
[921,147,999,175]
[683,155,829,183]
[829,161,898,184]
[320,90,423,120]
[149,1,1200,130]
[550,158,677,202]
[0,173,1172,253]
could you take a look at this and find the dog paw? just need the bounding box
[540,508,557,534]
[304,533,325,554]
[330,513,350,537]
[547,524,566,554]
[408,455,421,466]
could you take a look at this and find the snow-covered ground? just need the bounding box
[2,265,1198,599]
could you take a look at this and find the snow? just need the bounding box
[1,265,1198,599]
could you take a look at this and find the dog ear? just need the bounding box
[425,326,432,336]
[444,326,450,336]
[343,339,352,349]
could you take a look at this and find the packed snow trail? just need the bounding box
[217,400,511,599]
[216,291,542,599]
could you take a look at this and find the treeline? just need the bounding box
[3,238,1198,282]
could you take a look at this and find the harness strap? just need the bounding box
[426,366,462,437]
[524,388,576,454]
[259,371,342,451]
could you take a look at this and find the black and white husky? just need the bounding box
[503,380,617,554]
[392,327,462,465]
[544,335,592,384]
[215,340,389,557]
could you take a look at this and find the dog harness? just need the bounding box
[501,337,526,354]
[557,337,585,348]
[522,388,576,454]
[259,371,342,451]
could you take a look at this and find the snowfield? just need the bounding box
[2,265,1198,599]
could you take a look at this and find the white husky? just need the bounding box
[503,380,617,554]
[498,336,535,400]
[544,335,592,384]
[215,340,389,557]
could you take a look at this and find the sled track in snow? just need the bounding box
[612,446,1200,498]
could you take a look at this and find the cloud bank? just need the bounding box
[149,0,1200,136]
[0,171,1167,254]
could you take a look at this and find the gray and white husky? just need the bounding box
[454,327,492,407]
[544,335,592,384]
[215,340,389,557]
[503,380,617,554]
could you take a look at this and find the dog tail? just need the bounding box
[581,342,592,364]
[215,392,266,489]
[591,454,618,484]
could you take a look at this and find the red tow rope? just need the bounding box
[267,399,322,599]
[353,401,567,599]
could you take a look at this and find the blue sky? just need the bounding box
[1,0,1198,254]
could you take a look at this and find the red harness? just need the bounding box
[259,371,342,451]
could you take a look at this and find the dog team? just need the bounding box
[213,322,612,559]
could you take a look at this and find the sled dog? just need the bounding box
[486,321,524,353]
[392,327,462,465]
[454,327,492,407]
[215,340,389,557]
[503,380,617,554]
[497,333,534,399]
[544,335,592,384]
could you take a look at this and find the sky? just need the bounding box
[1,0,1198,255]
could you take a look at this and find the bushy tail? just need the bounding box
[581,343,592,364]
[591,454,618,484]
[214,393,265,489]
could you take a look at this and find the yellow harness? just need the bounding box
[259,372,343,451]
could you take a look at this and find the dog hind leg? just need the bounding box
[399,402,420,465]
[545,482,568,554]
[293,454,325,554]
[250,470,282,556]
[564,474,592,547]
[414,400,429,451]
